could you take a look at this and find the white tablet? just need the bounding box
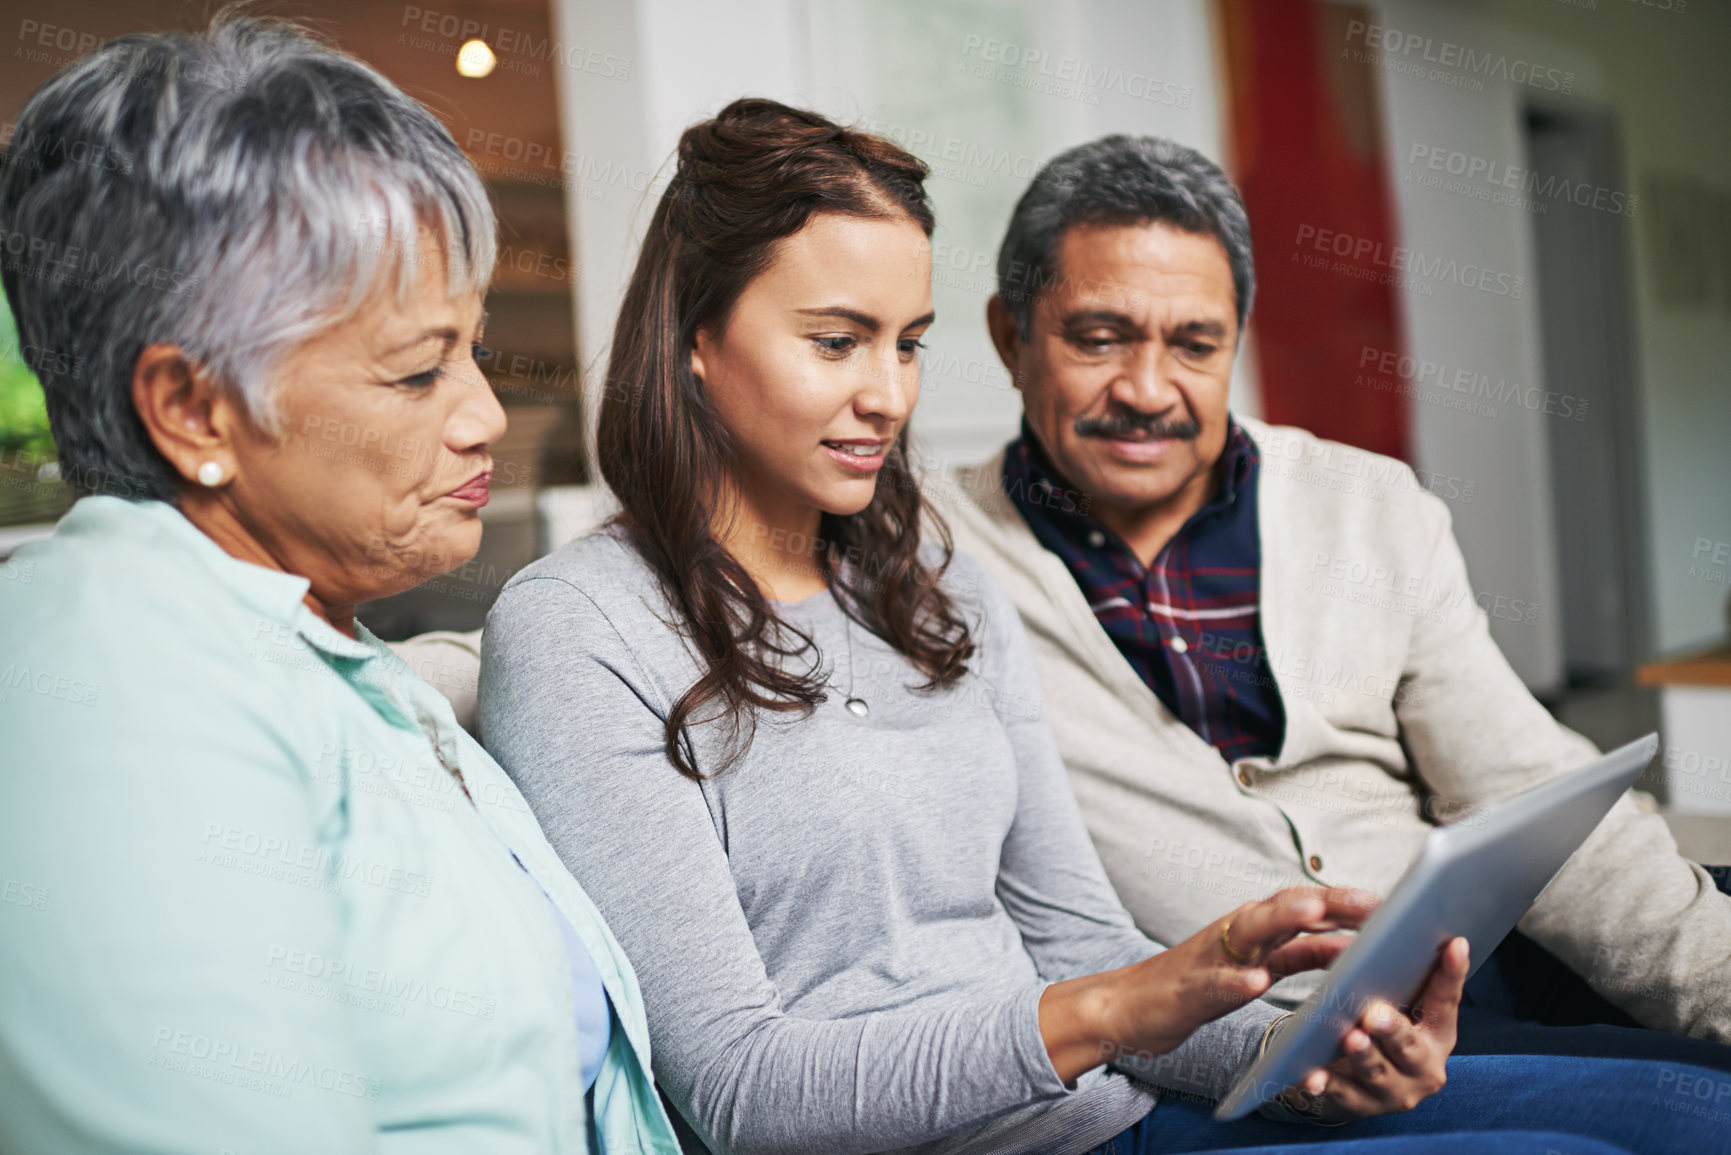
[1214,733,1659,1121]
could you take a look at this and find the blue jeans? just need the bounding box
[1085,1055,1731,1154]
[1455,920,1731,1074]
[1089,1116,1625,1155]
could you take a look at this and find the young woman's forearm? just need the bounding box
[1038,971,1121,1084]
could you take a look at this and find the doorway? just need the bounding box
[1524,103,1652,688]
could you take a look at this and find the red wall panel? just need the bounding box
[1221,0,1410,461]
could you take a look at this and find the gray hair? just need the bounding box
[0,11,496,502]
[996,135,1254,340]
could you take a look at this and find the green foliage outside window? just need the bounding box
[0,284,69,525]
[0,285,54,457]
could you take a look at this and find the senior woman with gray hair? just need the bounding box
[0,14,678,1153]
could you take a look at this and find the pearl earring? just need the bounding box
[196,461,225,487]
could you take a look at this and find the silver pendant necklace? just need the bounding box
[839,608,869,718]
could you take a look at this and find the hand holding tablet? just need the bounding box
[1044,734,1657,1126]
[1264,934,1469,1121]
[1214,733,1659,1121]
[1194,890,1468,1123]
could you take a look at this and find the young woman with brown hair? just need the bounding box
[472,100,1663,1155]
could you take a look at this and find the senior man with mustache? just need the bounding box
[926,134,1731,1067]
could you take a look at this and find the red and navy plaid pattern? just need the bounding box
[1003,420,1284,762]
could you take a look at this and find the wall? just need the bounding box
[1369,0,1731,668]
[0,1,568,182]
[1362,0,1592,690]
[1452,0,1731,657]
[550,0,1256,476]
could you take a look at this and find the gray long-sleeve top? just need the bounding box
[478,529,1284,1155]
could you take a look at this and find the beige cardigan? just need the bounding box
[927,416,1731,1041]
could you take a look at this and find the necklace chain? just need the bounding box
[835,595,870,718]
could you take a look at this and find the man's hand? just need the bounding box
[1279,936,1469,1120]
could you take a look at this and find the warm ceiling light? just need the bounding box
[456,39,496,78]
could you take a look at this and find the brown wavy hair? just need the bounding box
[597,98,973,780]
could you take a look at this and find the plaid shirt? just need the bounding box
[1003,419,1284,762]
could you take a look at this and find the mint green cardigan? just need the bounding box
[0,497,680,1153]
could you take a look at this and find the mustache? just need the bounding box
[1073,411,1202,441]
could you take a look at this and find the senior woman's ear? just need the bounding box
[131,344,247,490]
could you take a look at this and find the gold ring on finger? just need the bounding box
[1220,916,1258,965]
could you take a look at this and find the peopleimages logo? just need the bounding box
[856,118,1039,184]
[398,6,631,80]
[0,229,200,296]
[958,35,1193,109]
[1357,346,1588,422]
[1407,144,1637,217]
[1342,20,1575,94]
[1,125,133,175]
[1292,225,1526,299]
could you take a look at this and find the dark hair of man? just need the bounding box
[996,135,1255,339]
[597,97,973,780]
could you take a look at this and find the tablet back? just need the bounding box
[1213,733,1658,1121]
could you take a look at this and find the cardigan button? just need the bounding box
[1169,636,1189,654]
[1236,767,1253,788]
[1309,854,1324,873]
